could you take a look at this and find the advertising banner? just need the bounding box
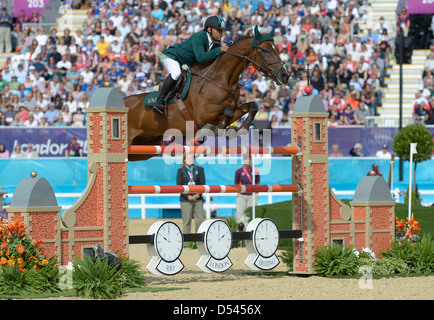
[13,0,50,18]
[1,126,434,158]
[0,127,87,157]
[407,0,434,14]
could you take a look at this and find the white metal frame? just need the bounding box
[4,189,434,219]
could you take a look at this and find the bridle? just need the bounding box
[227,44,286,81]
[192,41,286,104]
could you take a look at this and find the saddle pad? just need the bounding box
[143,72,192,106]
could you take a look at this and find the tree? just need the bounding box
[393,125,434,205]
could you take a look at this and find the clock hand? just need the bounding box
[220,231,230,240]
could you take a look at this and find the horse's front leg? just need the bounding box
[206,105,237,137]
[195,105,234,141]
[215,105,235,131]
[233,102,258,135]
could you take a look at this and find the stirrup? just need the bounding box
[152,101,165,115]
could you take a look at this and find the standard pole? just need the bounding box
[408,143,417,220]
[252,154,256,220]
[408,148,413,221]
[399,26,404,181]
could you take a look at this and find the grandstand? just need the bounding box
[0,0,433,155]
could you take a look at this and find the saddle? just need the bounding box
[143,66,191,107]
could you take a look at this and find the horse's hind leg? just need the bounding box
[234,102,258,135]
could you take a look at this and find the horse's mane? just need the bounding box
[192,35,254,70]
[227,35,254,47]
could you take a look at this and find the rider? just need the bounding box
[153,15,229,115]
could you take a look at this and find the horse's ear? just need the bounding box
[254,25,260,39]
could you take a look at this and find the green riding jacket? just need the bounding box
[162,30,222,66]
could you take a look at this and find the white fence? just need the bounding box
[4,189,433,219]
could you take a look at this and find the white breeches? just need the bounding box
[163,55,182,80]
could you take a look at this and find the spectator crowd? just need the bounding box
[416,40,434,125]
[0,0,432,134]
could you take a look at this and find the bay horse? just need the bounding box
[125,26,290,161]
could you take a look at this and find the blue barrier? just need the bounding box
[2,156,434,188]
[1,157,433,217]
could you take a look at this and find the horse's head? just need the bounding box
[251,26,290,85]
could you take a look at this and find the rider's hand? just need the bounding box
[220,45,229,53]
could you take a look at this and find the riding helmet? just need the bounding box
[204,16,226,31]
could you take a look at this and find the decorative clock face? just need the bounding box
[155,222,183,262]
[205,220,232,260]
[253,219,279,258]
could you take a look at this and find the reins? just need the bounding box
[191,41,283,104]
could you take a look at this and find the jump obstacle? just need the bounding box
[128,145,300,155]
[7,88,396,275]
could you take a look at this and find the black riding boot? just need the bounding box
[153,75,176,115]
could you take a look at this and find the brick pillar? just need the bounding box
[291,95,330,275]
[6,175,62,262]
[61,88,129,263]
[350,176,395,258]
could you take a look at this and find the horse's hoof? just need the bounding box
[237,127,249,137]
[225,126,238,140]
[202,123,215,132]
[196,123,215,142]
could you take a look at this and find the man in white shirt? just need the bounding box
[28,65,38,82]
[80,65,94,84]
[287,17,301,37]
[284,27,297,43]
[326,0,338,12]
[252,73,269,96]
[411,91,429,111]
[56,54,72,70]
[102,28,115,44]
[56,54,72,77]
[117,74,130,94]
[14,63,27,83]
[135,12,148,30]
[376,144,391,158]
[374,17,391,35]
[424,52,434,71]
[206,0,220,15]
[185,2,201,25]
[345,1,359,21]
[11,48,26,70]
[117,19,131,38]
[109,10,124,28]
[268,105,283,123]
[320,36,334,61]
[110,38,122,53]
[35,28,48,47]
[346,35,361,58]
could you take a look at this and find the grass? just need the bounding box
[0,287,183,300]
[245,199,433,249]
[246,199,433,277]
[394,204,434,238]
